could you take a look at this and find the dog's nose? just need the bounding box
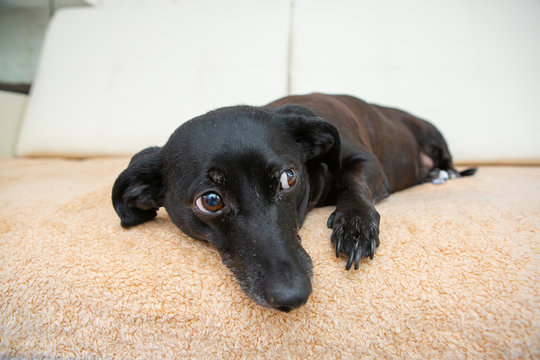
[265,275,312,312]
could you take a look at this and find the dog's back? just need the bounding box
[266,93,450,192]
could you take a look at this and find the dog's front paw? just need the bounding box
[327,207,380,270]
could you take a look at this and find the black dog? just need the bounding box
[112,93,474,312]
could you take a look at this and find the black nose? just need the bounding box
[265,275,312,312]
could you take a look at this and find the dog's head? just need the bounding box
[112,104,340,312]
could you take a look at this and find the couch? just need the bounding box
[1,1,539,358]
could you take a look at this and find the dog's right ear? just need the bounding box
[112,146,164,228]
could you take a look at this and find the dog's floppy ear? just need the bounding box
[112,146,164,228]
[275,104,341,174]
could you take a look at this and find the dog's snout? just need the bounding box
[265,274,312,312]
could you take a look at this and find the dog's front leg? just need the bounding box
[327,152,389,270]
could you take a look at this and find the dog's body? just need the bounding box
[113,93,473,312]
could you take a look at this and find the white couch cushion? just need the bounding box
[17,2,291,156]
[290,0,540,163]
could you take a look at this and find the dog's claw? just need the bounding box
[327,212,335,229]
[345,249,354,270]
[330,232,341,258]
[354,243,361,270]
[370,238,375,260]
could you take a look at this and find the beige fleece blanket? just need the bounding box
[0,158,538,359]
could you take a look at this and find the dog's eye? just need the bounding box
[280,169,297,190]
[195,192,224,214]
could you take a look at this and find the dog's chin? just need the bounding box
[220,248,314,312]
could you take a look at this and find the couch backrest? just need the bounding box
[17,2,291,156]
[16,0,540,163]
[289,0,540,163]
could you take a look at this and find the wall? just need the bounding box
[0,0,88,84]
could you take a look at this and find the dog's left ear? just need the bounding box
[112,146,164,228]
[274,104,341,173]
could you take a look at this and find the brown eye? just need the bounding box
[280,168,297,190]
[195,192,224,214]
